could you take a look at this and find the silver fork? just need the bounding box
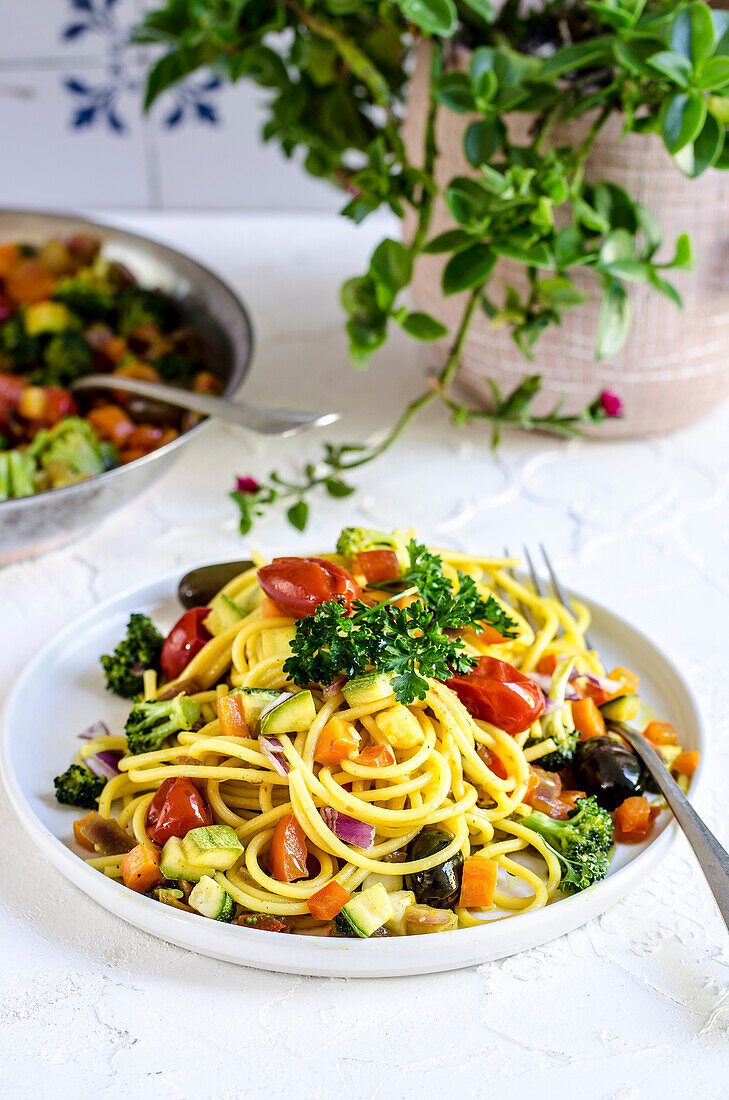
[517,543,729,935]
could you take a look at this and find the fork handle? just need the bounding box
[619,725,729,933]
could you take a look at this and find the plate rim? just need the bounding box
[0,565,706,977]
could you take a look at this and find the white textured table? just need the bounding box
[2,213,729,1099]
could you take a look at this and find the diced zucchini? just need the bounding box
[361,870,404,894]
[342,672,395,709]
[332,883,394,938]
[8,450,36,497]
[659,744,682,767]
[404,904,459,935]
[229,688,280,729]
[600,694,641,721]
[189,875,235,921]
[159,836,211,883]
[0,453,9,502]
[385,890,416,936]
[260,690,317,737]
[260,626,296,662]
[375,704,424,749]
[181,825,244,871]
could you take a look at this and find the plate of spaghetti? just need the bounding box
[1,529,704,976]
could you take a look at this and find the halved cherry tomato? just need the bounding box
[357,550,400,584]
[146,777,213,845]
[476,743,508,780]
[270,813,309,882]
[0,372,27,422]
[257,557,360,618]
[160,607,211,681]
[445,657,544,737]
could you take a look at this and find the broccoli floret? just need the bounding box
[118,287,178,336]
[54,763,106,809]
[153,352,197,383]
[527,656,578,770]
[336,527,410,571]
[523,796,614,894]
[35,331,93,387]
[124,693,201,756]
[32,416,107,487]
[100,612,165,699]
[0,315,41,371]
[54,273,116,323]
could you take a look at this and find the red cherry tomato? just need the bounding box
[0,372,27,427]
[357,549,401,584]
[160,607,211,681]
[445,656,544,736]
[146,777,213,846]
[257,557,360,618]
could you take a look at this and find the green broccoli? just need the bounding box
[522,796,613,894]
[54,272,116,323]
[32,416,107,487]
[336,527,410,572]
[0,315,41,371]
[153,352,197,383]
[100,612,165,698]
[35,331,93,387]
[54,764,106,809]
[124,693,201,756]
[527,656,579,770]
[118,287,178,336]
[8,450,37,497]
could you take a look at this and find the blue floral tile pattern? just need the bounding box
[61,0,222,134]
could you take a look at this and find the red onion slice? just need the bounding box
[85,750,123,779]
[578,672,623,693]
[525,671,552,692]
[259,736,291,777]
[259,693,294,722]
[320,807,376,850]
[322,677,347,699]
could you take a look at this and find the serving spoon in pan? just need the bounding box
[71,374,339,438]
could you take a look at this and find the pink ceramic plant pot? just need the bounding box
[402,45,729,437]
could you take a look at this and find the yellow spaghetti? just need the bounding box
[59,529,697,939]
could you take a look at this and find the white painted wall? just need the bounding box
[0,0,341,211]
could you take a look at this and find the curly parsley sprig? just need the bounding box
[282,541,516,703]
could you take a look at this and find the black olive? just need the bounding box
[404,828,463,908]
[573,736,645,811]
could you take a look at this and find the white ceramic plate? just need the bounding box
[1,569,705,977]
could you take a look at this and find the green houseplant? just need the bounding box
[135,1,729,531]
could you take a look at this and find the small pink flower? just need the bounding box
[599,389,623,418]
[235,476,260,494]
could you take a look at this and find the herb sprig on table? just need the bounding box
[283,540,516,703]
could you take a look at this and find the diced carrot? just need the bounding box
[159,427,178,447]
[478,624,506,646]
[121,843,165,893]
[192,370,223,395]
[459,857,498,909]
[307,880,352,920]
[270,814,309,882]
[357,550,400,584]
[609,667,639,698]
[355,744,396,768]
[571,697,606,741]
[217,693,248,737]
[644,720,678,746]
[261,596,286,618]
[5,260,55,303]
[119,447,148,465]
[673,750,699,777]
[395,591,421,611]
[536,653,559,675]
[104,336,127,363]
[113,360,160,382]
[73,812,97,851]
[615,796,652,842]
[87,404,135,445]
[315,716,360,766]
[0,243,19,278]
